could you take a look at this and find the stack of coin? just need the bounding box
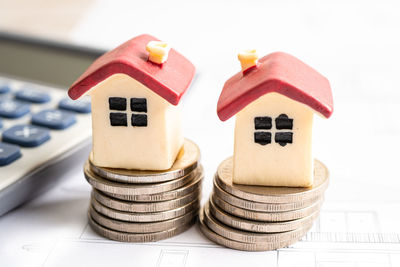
[83,139,203,242]
[199,157,329,251]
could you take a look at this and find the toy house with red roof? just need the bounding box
[217,51,333,187]
[68,34,195,170]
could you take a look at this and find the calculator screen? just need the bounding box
[0,32,105,88]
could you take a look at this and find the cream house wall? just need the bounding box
[233,92,314,187]
[89,73,183,170]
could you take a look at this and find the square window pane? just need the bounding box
[131,98,147,112]
[275,132,293,146]
[131,114,147,127]
[109,97,126,111]
[275,114,293,129]
[254,116,272,130]
[110,112,127,126]
[254,131,271,145]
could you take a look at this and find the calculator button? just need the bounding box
[2,124,50,147]
[58,98,91,113]
[0,118,2,129]
[0,142,21,166]
[0,100,30,118]
[32,109,76,130]
[15,89,51,103]
[0,84,11,94]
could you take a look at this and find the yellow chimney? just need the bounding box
[238,49,258,72]
[146,41,171,64]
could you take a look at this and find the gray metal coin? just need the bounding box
[203,201,312,243]
[92,187,201,213]
[213,178,323,212]
[91,196,200,222]
[89,212,195,243]
[89,139,200,184]
[216,157,329,204]
[105,167,203,202]
[198,208,307,252]
[84,161,195,196]
[209,197,320,233]
[212,194,323,222]
[89,205,198,233]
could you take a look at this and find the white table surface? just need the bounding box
[1,1,400,266]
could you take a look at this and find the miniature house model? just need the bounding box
[68,35,195,170]
[217,51,333,187]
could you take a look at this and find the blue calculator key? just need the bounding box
[0,142,21,166]
[0,84,11,94]
[2,124,50,147]
[32,109,76,130]
[0,99,30,118]
[58,98,91,113]
[0,118,2,129]
[15,88,51,103]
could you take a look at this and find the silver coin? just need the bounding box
[202,201,312,243]
[89,212,195,243]
[212,194,323,222]
[209,197,320,233]
[89,139,200,184]
[216,157,329,203]
[91,196,200,222]
[89,205,198,233]
[213,177,323,212]
[105,167,203,202]
[84,161,195,196]
[92,187,201,213]
[198,208,306,252]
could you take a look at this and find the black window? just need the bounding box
[132,114,147,127]
[110,113,127,126]
[109,97,126,111]
[253,113,294,146]
[275,132,293,146]
[254,116,272,129]
[108,97,148,127]
[275,114,293,129]
[254,132,271,145]
[131,98,147,112]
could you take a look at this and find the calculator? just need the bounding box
[0,32,105,216]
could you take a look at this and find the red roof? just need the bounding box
[217,52,333,121]
[68,34,195,105]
